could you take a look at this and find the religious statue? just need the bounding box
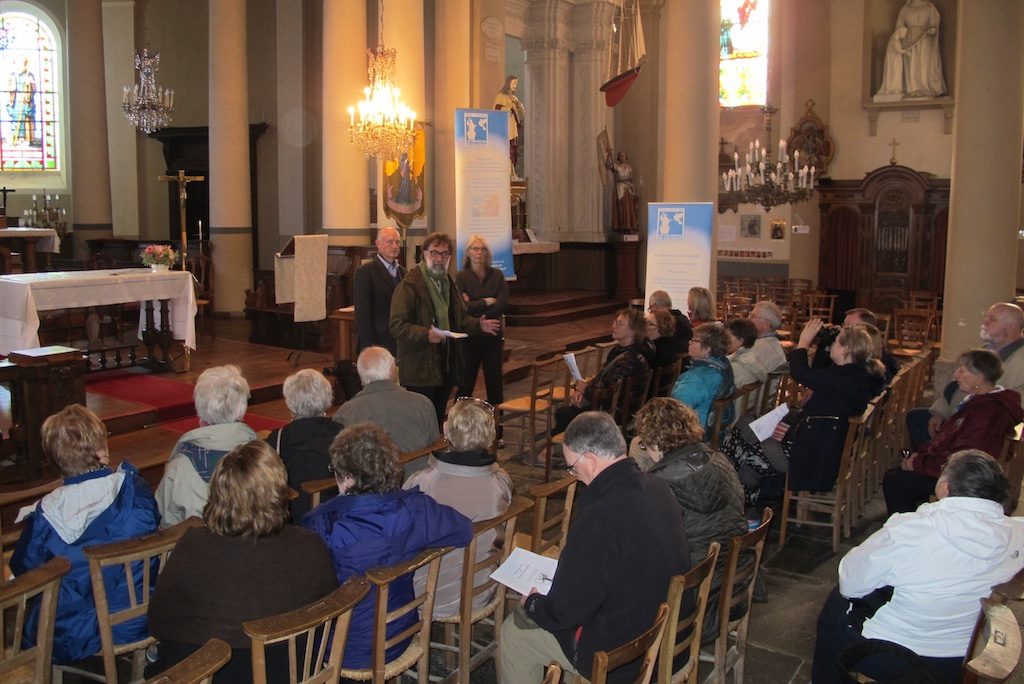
[605,151,638,234]
[7,57,37,146]
[874,0,947,102]
[494,75,525,178]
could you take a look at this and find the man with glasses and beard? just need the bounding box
[390,232,500,424]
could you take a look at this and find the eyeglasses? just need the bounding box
[454,396,495,414]
[427,249,451,259]
[565,451,586,476]
[689,337,704,345]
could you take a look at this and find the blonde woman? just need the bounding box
[456,235,509,408]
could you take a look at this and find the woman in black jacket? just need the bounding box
[455,235,509,407]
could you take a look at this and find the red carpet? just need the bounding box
[86,371,197,421]
[159,413,287,435]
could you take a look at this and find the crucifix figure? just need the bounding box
[159,169,205,270]
[889,138,900,166]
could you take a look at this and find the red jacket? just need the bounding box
[915,388,1024,478]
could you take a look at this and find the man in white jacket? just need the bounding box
[812,449,1024,683]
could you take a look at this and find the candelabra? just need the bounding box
[721,105,815,212]
[24,191,67,238]
[122,48,174,134]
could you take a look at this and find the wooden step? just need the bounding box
[507,290,613,315]
[506,300,626,327]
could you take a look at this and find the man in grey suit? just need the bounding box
[354,226,405,355]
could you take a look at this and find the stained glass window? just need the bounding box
[0,9,60,171]
[719,0,770,108]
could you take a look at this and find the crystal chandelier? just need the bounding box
[347,3,416,159]
[122,48,174,134]
[720,105,815,212]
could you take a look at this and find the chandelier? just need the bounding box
[122,48,174,134]
[721,105,815,212]
[347,3,416,159]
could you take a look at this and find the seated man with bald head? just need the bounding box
[749,300,788,372]
[648,289,693,348]
[332,346,439,469]
[907,302,1024,449]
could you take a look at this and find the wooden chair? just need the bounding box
[542,663,562,684]
[757,367,790,416]
[805,292,836,323]
[778,405,874,553]
[589,603,668,684]
[698,508,773,684]
[890,308,934,357]
[431,496,533,684]
[185,253,215,340]
[658,542,720,684]
[962,596,1023,683]
[302,436,447,508]
[708,382,761,449]
[338,546,453,684]
[617,369,653,435]
[649,357,684,401]
[243,577,371,684]
[497,356,562,459]
[143,638,231,684]
[74,518,204,683]
[0,556,70,684]
[514,476,578,558]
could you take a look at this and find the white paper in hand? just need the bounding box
[564,353,583,382]
[748,403,790,442]
[490,547,559,596]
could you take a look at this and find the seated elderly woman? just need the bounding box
[156,365,256,526]
[405,397,512,618]
[148,441,337,682]
[646,309,684,370]
[630,397,746,639]
[883,349,1024,514]
[11,404,159,665]
[551,308,652,439]
[302,424,472,669]
[672,323,736,434]
[266,369,342,519]
[725,317,768,389]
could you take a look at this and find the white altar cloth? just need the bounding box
[0,268,196,354]
[0,228,61,253]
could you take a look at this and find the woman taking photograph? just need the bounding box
[148,441,338,682]
[883,349,1023,514]
[456,235,509,408]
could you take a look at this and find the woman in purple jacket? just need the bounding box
[302,423,472,669]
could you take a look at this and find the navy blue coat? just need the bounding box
[11,463,160,664]
[301,487,471,669]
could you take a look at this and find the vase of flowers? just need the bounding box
[141,244,177,272]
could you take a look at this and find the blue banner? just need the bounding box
[644,203,713,309]
[453,108,516,279]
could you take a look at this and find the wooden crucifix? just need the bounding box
[888,138,900,166]
[0,186,15,214]
[159,170,205,270]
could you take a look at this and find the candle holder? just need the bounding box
[24,190,68,239]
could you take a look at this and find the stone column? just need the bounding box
[567,1,616,242]
[940,0,1024,356]
[323,0,370,245]
[101,1,140,241]
[68,0,113,259]
[523,0,572,241]
[208,0,252,313]
[434,1,471,237]
[658,0,719,286]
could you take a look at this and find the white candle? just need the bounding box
[198,219,203,242]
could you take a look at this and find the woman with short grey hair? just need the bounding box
[156,365,258,527]
[268,369,342,519]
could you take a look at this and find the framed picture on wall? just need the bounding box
[771,219,785,240]
[740,214,761,238]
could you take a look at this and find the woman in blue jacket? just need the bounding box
[302,423,472,669]
[673,323,736,434]
[11,404,160,665]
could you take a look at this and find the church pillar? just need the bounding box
[568,2,616,242]
[523,0,572,241]
[657,0,719,286]
[208,0,252,314]
[433,1,471,237]
[940,0,1024,356]
[101,1,140,241]
[68,0,113,259]
[323,0,369,245]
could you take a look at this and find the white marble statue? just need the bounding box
[874,0,947,103]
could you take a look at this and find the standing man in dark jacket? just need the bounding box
[389,232,500,424]
[499,412,691,684]
[354,226,405,355]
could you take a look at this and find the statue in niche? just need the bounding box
[874,0,947,102]
[605,150,638,234]
[494,76,525,178]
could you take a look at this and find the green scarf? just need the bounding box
[420,260,451,330]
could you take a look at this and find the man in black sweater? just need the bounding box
[499,412,691,684]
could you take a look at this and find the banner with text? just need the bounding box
[454,108,515,279]
[644,202,713,310]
